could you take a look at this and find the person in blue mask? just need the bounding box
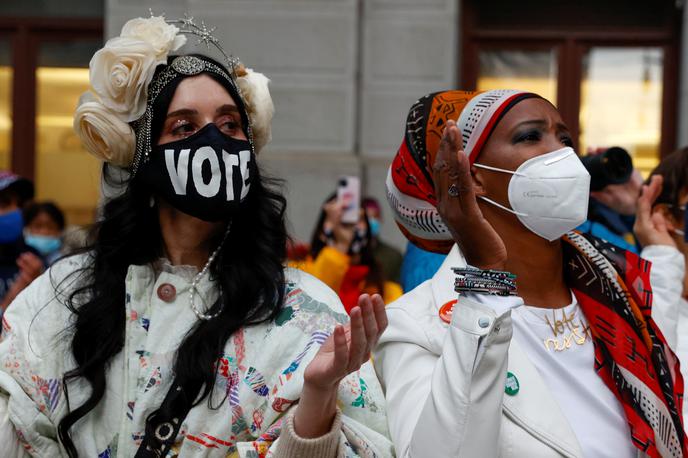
[23,201,65,265]
[0,171,44,312]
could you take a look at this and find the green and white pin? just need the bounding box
[505,372,520,396]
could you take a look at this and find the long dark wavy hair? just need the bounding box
[55,56,288,456]
[309,194,384,295]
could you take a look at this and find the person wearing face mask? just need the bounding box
[0,17,393,458]
[295,194,402,314]
[374,90,686,457]
[23,202,66,266]
[633,147,688,423]
[362,197,403,283]
[577,147,643,253]
[0,172,44,314]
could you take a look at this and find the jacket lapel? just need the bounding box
[504,339,585,458]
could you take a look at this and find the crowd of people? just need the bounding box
[1,14,688,457]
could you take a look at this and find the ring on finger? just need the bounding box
[448,184,460,197]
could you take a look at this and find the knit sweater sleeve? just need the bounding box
[272,408,343,458]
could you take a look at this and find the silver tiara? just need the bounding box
[163,12,241,79]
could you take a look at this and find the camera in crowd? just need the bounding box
[580,146,634,191]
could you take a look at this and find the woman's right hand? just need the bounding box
[432,120,508,270]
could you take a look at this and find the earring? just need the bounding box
[149,195,155,208]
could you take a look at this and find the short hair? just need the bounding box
[362,197,381,212]
[23,201,66,231]
[649,147,688,217]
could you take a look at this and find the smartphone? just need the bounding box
[337,176,360,224]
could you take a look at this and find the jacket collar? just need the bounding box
[503,341,585,457]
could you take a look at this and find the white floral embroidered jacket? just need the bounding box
[0,255,393,457]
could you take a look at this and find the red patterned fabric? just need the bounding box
[564,231,686,457]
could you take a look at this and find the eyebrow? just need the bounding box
[216,104,239,115]
[512,119,570,132]
[165,104,241,121]
[166,108,197,119]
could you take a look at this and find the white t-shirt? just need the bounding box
[510,297,637,458]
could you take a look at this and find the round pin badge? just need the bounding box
[439,299,457,324]
[505,371,520,396]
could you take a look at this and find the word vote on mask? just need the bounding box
[141,123,255,221]
[473,147,591,241]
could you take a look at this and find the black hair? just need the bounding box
[309,193,385,295]
[55,54,288,456]
[650,147,688,219]
[23,201,66,231]
[0,178,34,208]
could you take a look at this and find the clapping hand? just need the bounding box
[294,294,388,438]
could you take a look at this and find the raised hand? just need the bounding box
[323,198,356,253]
[432,119,507,270]
[294,294,388,438]
[634,175,676,248]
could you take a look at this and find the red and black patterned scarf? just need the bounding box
[564,231,687,457]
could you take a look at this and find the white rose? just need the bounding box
[73,92,136,167]
[120,16,186,59]
[89,36,159,122]
[237,68,274,153]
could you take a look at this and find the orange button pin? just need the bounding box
[439,299,457,324]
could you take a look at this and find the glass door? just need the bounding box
[476,48,558,104]
[0,38,11,170]
[35,39,102,225]
[579,47,664,176]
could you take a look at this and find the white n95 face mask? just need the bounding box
[473,146,591,241]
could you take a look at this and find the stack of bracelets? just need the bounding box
[453,267,518,296]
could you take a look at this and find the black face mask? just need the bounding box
[140,123,255,221]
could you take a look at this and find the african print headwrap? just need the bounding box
[564,231,686,457]
[386,89,538,253]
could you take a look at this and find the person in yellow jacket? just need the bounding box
[294,194,402,313]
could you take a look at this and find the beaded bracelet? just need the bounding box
[452,267,518,296]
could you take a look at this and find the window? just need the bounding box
[35,40,102,225]
[462,0,681,176]
[0,39,11,170]
[0,17,102,225]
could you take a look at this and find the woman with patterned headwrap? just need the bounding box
[374,90,687,457]
[0,16,393,458]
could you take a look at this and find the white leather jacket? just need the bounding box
[643,244,688,423]
[374,245,647,458]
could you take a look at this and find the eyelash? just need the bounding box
[514,129,573,147]
[169,118,241,137]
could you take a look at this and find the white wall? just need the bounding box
[679,2,688,149]
[106,0,459,249]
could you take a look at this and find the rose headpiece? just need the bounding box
[74,15,274,174]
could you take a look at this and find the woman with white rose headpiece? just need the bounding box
[0,15,393,457]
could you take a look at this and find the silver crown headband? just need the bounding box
[129,15,253,176]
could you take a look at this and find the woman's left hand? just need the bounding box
[294,294,388,438]
[634,175,677,248]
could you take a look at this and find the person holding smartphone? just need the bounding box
[294,184,402,313]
